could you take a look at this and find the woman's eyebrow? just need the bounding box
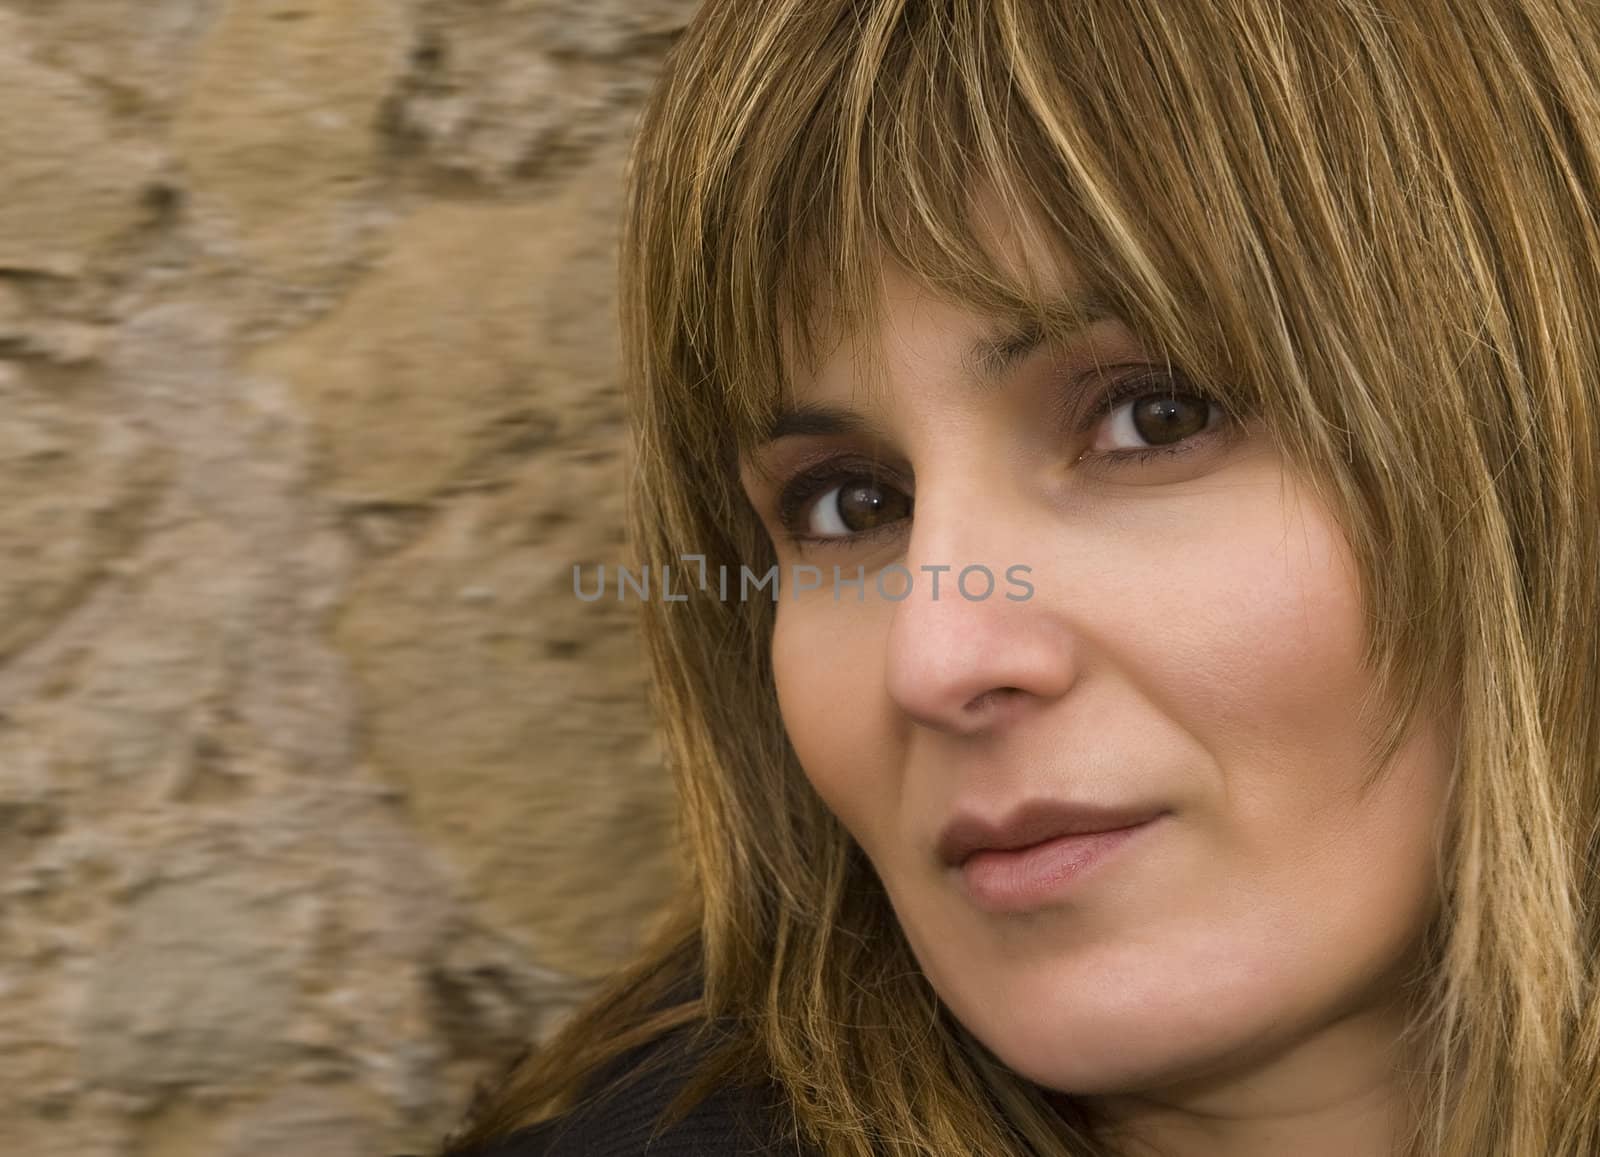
[759,291,1119,447]
[763,402,878,443]
[964,320,1047,384]
[965,290,1118,386]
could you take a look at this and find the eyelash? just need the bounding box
[774,368,1232,548]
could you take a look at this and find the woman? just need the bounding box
[431,1,1600,1153]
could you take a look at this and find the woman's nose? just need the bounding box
[881,490,1079,736]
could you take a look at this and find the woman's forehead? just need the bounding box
[774,248,1123,414]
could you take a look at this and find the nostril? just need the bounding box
[967,687,1022,714]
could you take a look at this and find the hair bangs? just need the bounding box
[668,2,1260,464]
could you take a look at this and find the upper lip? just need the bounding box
[937,799,1166,868]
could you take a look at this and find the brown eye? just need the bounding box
[1127,394,1213,446]
[811,478,912,538]
[1081,370,1228,462]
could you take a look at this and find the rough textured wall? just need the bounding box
[0,2,699,1153]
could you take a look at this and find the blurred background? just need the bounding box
[0,2,699,1153]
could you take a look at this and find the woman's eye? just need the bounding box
[776,468,912,547]
[769,371,1234,549]
[1081,371,1232,463]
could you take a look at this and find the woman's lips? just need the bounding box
[955,817,1163,913]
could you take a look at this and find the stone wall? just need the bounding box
[0,3,697,1153]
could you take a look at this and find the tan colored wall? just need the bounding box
[0,2,698,1153]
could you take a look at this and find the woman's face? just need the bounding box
[739,245,1453,1115]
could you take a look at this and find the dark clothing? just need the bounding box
[419,1025,822,1157]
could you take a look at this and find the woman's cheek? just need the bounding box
[773,599,895,834]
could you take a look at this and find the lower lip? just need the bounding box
[957,818,1162,913]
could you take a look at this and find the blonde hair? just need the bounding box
[443,2,1600,1153]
